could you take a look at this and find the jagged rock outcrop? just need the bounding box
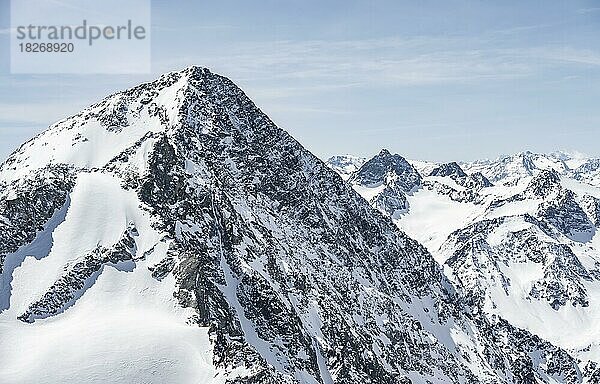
[350,149,422,191]
[0,165,75,273]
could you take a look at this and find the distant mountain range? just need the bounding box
[328,149,600,383]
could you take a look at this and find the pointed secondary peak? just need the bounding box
[373,149,410,164]
[429,162,467,178]
[181,64,212,75]
[352,149,422,191]
[152,65,213,85]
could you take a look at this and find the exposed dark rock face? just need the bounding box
[347,150,423,217]
[468,172,494,189]
[581,195,600,227]
[422,180,484,204]
[538,189,595,241]
[130,69,479,382]
[350,149,422,192]
[370,184,409,217]
[524,169,562,198]
[0,165,75,274]
[430,162,468,179]
[442,214,598,312]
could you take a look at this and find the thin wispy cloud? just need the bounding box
[157,37,521,86]
[490,24,555,35]
[157,35,600,94]
[541,48,600,66]
[248,82,362,100]
[263,104,355,116]
[577,7,600,14]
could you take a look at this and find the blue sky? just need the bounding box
[1,0,600,162]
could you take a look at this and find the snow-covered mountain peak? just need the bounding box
[0,66,236,185]
[2,70,598,383]
[350,149,422,191]
[429,162,467,178]
[325,154,366,180]
[0,68,534,384]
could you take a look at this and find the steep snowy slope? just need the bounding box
[0,67,586,383]
[334,149,600,381]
